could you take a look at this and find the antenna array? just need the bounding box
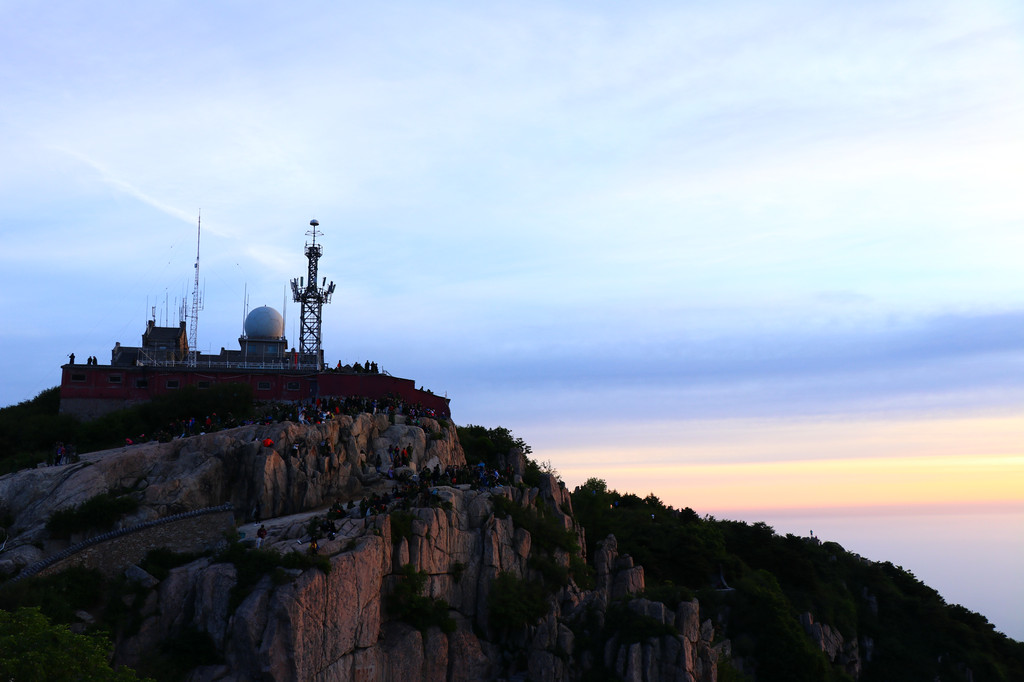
[290,219,335,369]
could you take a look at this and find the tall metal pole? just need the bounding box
[290,219,335,370]
[187,212,202,367]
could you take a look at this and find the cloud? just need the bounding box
[419,307,1024,427]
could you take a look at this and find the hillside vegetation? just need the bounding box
[0,385,254,474]
[571,477,1024,682]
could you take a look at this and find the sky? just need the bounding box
[1,0,1022,637]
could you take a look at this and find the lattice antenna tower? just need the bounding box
[290,219,335,369]
[187,212,203,367]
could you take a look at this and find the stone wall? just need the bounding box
[34,507,235,578]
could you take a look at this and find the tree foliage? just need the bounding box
[0,607,149,681]
[571,478,1024,682]
[457,424,531,469]
[0,384,256,474]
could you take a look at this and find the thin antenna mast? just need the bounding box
[187,212,203,367]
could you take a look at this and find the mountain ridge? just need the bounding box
[0,393,1021,681]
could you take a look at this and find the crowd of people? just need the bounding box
[50,442,79,466]
[117,393,445,447]
[287,462,513,554]
[254,394,442,427]
[312,462,513,528]
[325,359,381,374]
[75,392,514,556]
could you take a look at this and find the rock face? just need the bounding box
[0,415,461,564]
[109,485,718,681]
[0,419,717,681]
[801,611,861,679]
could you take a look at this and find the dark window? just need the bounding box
[135,378,148,389]
[108,375,122,384]
[257,381,272,391]
[71,373,86,382]
[198,381,211,389]
[286,381,300,391]
[166,380,180,389]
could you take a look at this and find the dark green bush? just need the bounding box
[605,603,677,645]
[0,383,257,473]
[387,564,455,633]
[528,554,569,589]
[457,424,531,470]
[488,571,547,632]
[216,542,330,612]
[0,607,149,681]
[490,495,578,555]
[147,625,221,681]
[642,581,694,608]
[0,388,80,474]
[390,511,416,544]
[139,548,207,581]
[46,494,139,537]
[0,566,106,624]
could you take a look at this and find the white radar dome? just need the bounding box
[244,306,285,339]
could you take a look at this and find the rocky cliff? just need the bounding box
[0,414,458,571]
[0,417,719,681]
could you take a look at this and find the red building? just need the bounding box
[59,360,450,421]
[59,310,450,419]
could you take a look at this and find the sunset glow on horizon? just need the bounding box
[550,413,1024,513]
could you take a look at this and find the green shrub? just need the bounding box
[140,625,222,681]
[570,554,596,590]
[390,511,416,544]
[216,542,330,612]
[0,388,81,474]
[387,564,455,633]
[522,458,543,488]
[718,656,753,682]
[0,383,258,469]
[605,603,677,645]
[280,550,331,575]
[46,494,139,537]
[0,566,106,624]
[305,517,322,539]
[139,548,206,581]
[529,554,569,589]
[0,607,149,681]
[457,424,531,470]
[491,495,578,555]
[642,581,695,608]
[488,571,547,632]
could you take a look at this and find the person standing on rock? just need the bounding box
[256,525,267,549]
